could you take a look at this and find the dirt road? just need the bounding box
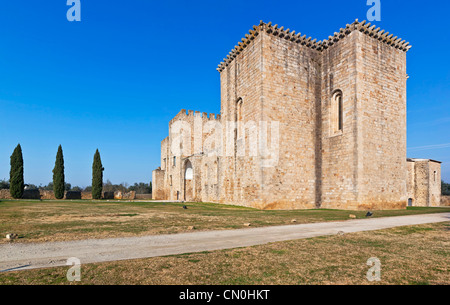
[1,213,448,272]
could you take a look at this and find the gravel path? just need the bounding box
[1,212,449,272]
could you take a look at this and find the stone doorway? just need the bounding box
[408,198,413,207]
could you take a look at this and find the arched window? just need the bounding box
[331,90,343,135]
[237,98,243,122]
[204,163,209,188]
[213,160,218,185]
[236,98,243,138]
[185,160,193,180]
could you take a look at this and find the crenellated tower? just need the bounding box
[153,19,419,210]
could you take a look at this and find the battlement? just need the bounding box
[153,19,430,210]
[320,19,411,51]
[217,19,411,72]
[169,109,221,125]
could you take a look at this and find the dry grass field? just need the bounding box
[1,199,449,244]
[1,222,448,285]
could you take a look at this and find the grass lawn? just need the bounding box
[0,199,449,244]
[1,222,448,285]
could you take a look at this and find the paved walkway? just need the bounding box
[1,213,449,272]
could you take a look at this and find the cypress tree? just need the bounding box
[52,145,65,199]
[10,144,24,199]
[92,149,104,200]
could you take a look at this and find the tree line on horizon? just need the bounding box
[1,144,152,199]
[443,181,450,196]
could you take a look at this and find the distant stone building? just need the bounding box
[152,20,442,210]
[407,159,442,207]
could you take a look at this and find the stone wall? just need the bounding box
[218,30,265,208]
[320,30,359,210]
[152,168,166,200]
[428,161,441,206]
[40,190,57,200]
[441,196,450,207]
[0,189,133,200]
[157,108,222,202]
[252,29,320,210]
[135,194,153,200]
[0,189,41,199]
[355,30,408,210]
[406,159,442,207]
[0,189,12,199]
[407,160,415,203]
[415,160,430,206]
[152,20,424,210]
[113,190,136,200]
[81,192,93,200]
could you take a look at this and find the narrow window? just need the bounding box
[331,90,343,135]
[213,160,218,185]
[173,156,176,167]
[338,94,343,131]
[169,175,172,186]
[204,163,209,188]
[434,171,437,182]
[236,98,243,138]
[238,100,243,122]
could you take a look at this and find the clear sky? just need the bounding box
[0,0,449,187]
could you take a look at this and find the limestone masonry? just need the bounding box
[152,20,442,210]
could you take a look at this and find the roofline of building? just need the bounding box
[217,19,411,72]
[407,158,442,164]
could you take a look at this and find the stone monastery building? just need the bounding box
[152,20,442,210]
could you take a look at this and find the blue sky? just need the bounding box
[0,0,449,187]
